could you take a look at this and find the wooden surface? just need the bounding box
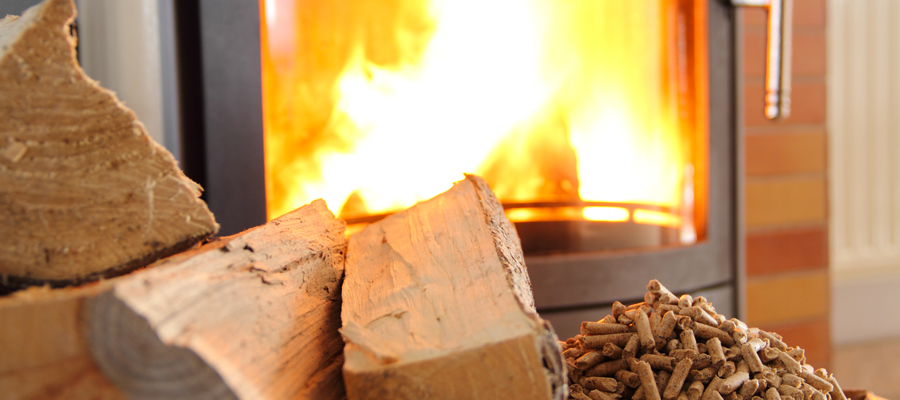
[0,282,125,400]
[0,0,217,287]
[85,199,347,400]
[340,175,567,400]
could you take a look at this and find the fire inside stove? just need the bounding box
[260,0,708,253]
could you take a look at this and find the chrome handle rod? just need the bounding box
[732,0,793,119]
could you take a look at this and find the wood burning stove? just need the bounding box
[174,0,746,337]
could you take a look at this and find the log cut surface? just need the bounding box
[0,0,217,287]
[341,174,566,400]
[85,199,346,400]
[0,283,124,400]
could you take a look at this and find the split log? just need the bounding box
[0,283,124,400]
[0,0,217,289]
[340,174,567,400]
[0,200,346,400]
[85,199,346,400]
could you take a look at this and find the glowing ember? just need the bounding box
[260,0,708,244]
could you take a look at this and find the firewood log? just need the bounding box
[340,174,567,400]
[85,199,346,400]
[0,200,346,400]
[0,0,217,289]
[0,282,125,400]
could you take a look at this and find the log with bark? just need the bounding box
[0,200,347,400]
[0,0,217,290]
[340,174,568,400]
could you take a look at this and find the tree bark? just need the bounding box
[341,174,567,400]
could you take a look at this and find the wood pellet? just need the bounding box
[561,280,847,400]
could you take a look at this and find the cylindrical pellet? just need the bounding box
[707,337,726,369]
[741,338,767,372]
[663,358,693,400]
[602,342,623,359]
[694,322,735,347]
[717,361,735,378]
[681,329,698,352]
[582,333,635,349]
[690,366,717,382]
[739,379,761,398]
[666,339,682,353]
[645,291,658,307]
[586,358,629,377]
[759,347,779,363]
[660,292,680,305]
[612,301,626,319]
[702,376,724,400]
[827,375,848,400]
[777,384,801,400]
[780,374,802,388]
[647,279,673,296]
[623,332,640,359]
[582,321,630,335]
[616,369,641,388]
[635,308,655,349]
[656,370,671,395]
[631,359,661,400]
[581,376,618,392]
[669,349,697,361]
[634,386,646,400]
[800,370,833,392]
[589,389,619,400]
[692,354,712,370]
[576,350,606,370]
[759,330,787,350]
[679,294,693,309]
[719,319,736,333]
[687,381,705,400]
[775,349,802,374]
[640,353,676,372]
[657,310,677,339]
[718,371,749,395]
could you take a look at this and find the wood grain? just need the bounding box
[0,282,125,400]
[0,0,217,287]
[341,175,567,400]
[85,199,347,400]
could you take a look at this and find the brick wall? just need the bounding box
[741,0,830,368]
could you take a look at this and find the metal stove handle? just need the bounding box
[732,0,793,119]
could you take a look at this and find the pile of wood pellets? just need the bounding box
[560,280,846,400]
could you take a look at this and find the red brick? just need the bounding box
[745,131,826,176]
[742,0,825,28]
[746,227,828,276]
[757,317,831,370]
[743,29,826,78]
[745,177,826,228]
[746,271,829,327]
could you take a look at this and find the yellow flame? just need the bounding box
[583,207,630,222]
[261,0,706,234]
[634,209,682,228]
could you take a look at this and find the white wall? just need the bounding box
[828,0,900,345]
[75,0,167,148]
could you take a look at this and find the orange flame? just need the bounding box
[261,0,708,242]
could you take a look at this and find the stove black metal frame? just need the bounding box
[177,0,743,337]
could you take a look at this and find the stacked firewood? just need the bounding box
[560,280,847,400]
